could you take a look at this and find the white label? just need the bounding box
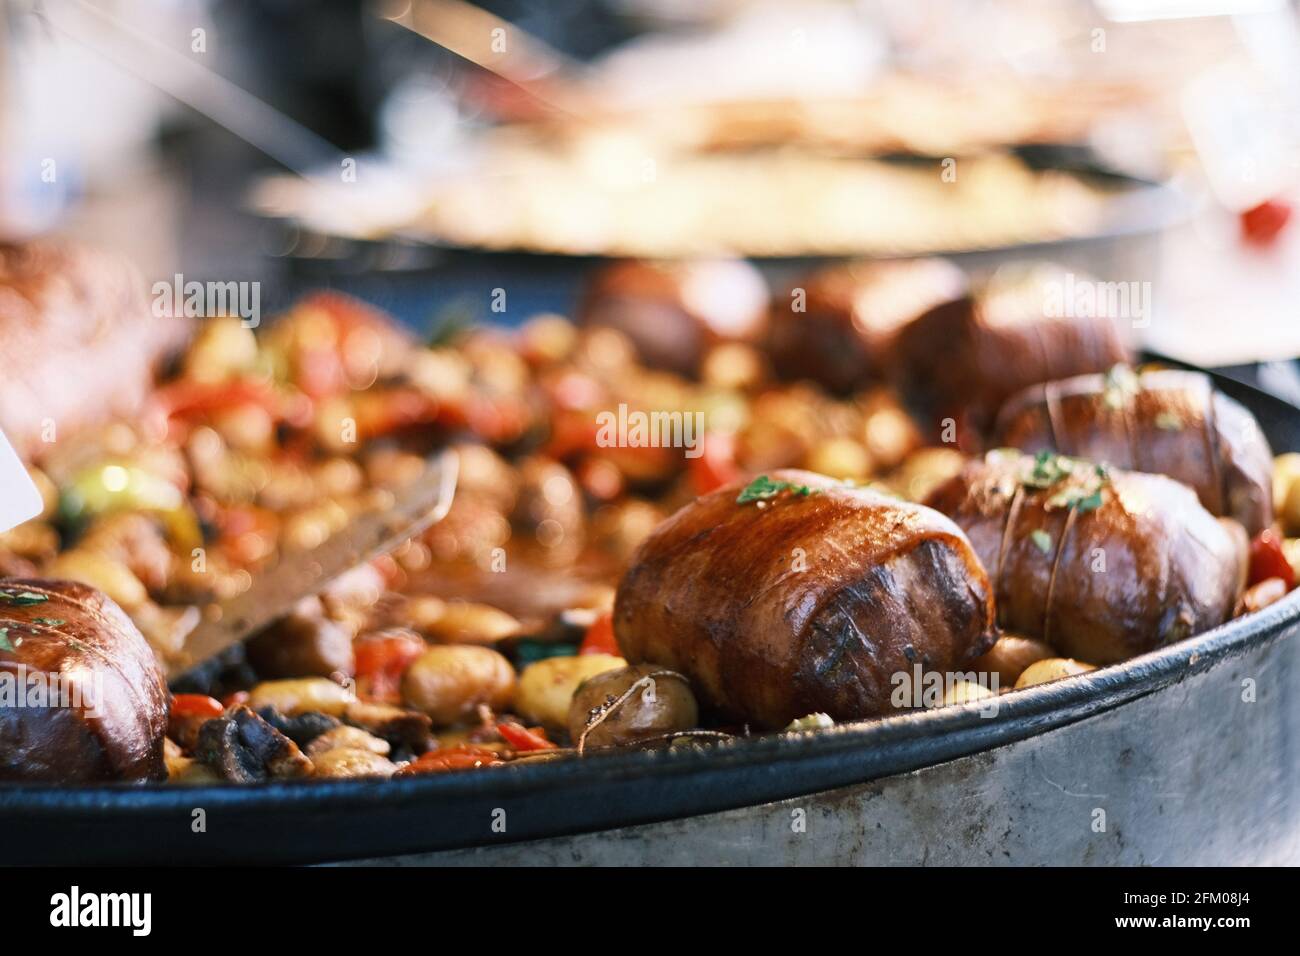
[0,428,42,534]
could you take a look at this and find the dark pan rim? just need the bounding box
[3,585,1296,816]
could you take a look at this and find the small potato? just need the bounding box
[971,634,1056,689]
[1273,453,1300,516]
[183,316,261,383]
[567,664,698,748]
[421,601,521,645]
[1236,577,1290,616]
[173,759,223,785]
[305,725,390,758]
[248,677,355,716]
[941,679,995,707]
[1014,657,1096,689]
[1283,538,1300,584]
[804,437,873,482]
[516,653,626,730]
[311,748,397,779]
[889,447,967,503]
[246,612,356,678]
[46,550,149,610]
[1283,481,1300,538]
[401,645,516,726]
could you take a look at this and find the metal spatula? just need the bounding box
[164,449,458,681]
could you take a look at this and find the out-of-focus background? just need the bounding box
[4,0,1300,375]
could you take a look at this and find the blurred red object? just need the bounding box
[1240,199,1292,247]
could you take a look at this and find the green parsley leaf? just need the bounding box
[1155,411,1183,431]
[33,618,65,628]
[1102,364,1140,410]
[736,475,819,505]
[0,590,48,606]
[1030,529,1053,554]
[0,629,13,653]
[1023,451,1074,489]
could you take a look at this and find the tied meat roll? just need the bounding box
[613,470,997,729]
[0,240,186,458]
[992,367,1274,535]
[926,452,1247,665]
[890,262,1130,437]
[578,258,768,375]
[0,579,169,782]
[767,258,968,394]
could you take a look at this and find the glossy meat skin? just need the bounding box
[890,263,1130,436]
[613,470,997,729]
[992,368,1274,535]
[0,241,186,458]
[578,258,768,375]
[925,452,1247,665]
[767,258,968,394]
[0,579,169,782]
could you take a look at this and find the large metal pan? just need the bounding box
[1,369,1296,866]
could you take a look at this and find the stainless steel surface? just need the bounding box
[166,449,458,679]
[354,617,1299,866]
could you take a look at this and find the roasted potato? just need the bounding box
[515,653,626,729]
[401,645,516,725]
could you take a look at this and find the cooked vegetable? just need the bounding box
[1248,530,1296,590]
[305,725,390,758]
[567,664,699,749]
[1014,657,1096,689]
[615,469,996,728]
[418,601,520,645]
[515,653,626,730]
[354,629,426,703]
[246,612,356,679]
[395,744,505,775]
[247,678,355,717]
[970,634,1056,690]
[577,612,619,657]
[311,748,397,779]
[401,645,516,725]
[194,705,313,783]
[940,679,995,706]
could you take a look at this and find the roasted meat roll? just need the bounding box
[0,240,185,458]
[613,470,997,729]
[992,367,1274,536]
[890,263,1130,437]
[926,451,1247,665]
[766,258,967,394]
[0,579,169,782]
[578,258,768,375]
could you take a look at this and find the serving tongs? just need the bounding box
[164,449,458,681]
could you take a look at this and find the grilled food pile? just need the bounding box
[0,241,1293,784]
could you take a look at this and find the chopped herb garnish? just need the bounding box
[1047,487,1105,513]
[1027,453,1111,513]
[1102,364,1139,410]
[1155,411,1183,431]
[1022,451,1075,489]
[33,618,65,628]
[0,589,48,606]
[1030,529,1053,554]
[736,475,819,505]
[0,629,13,653]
